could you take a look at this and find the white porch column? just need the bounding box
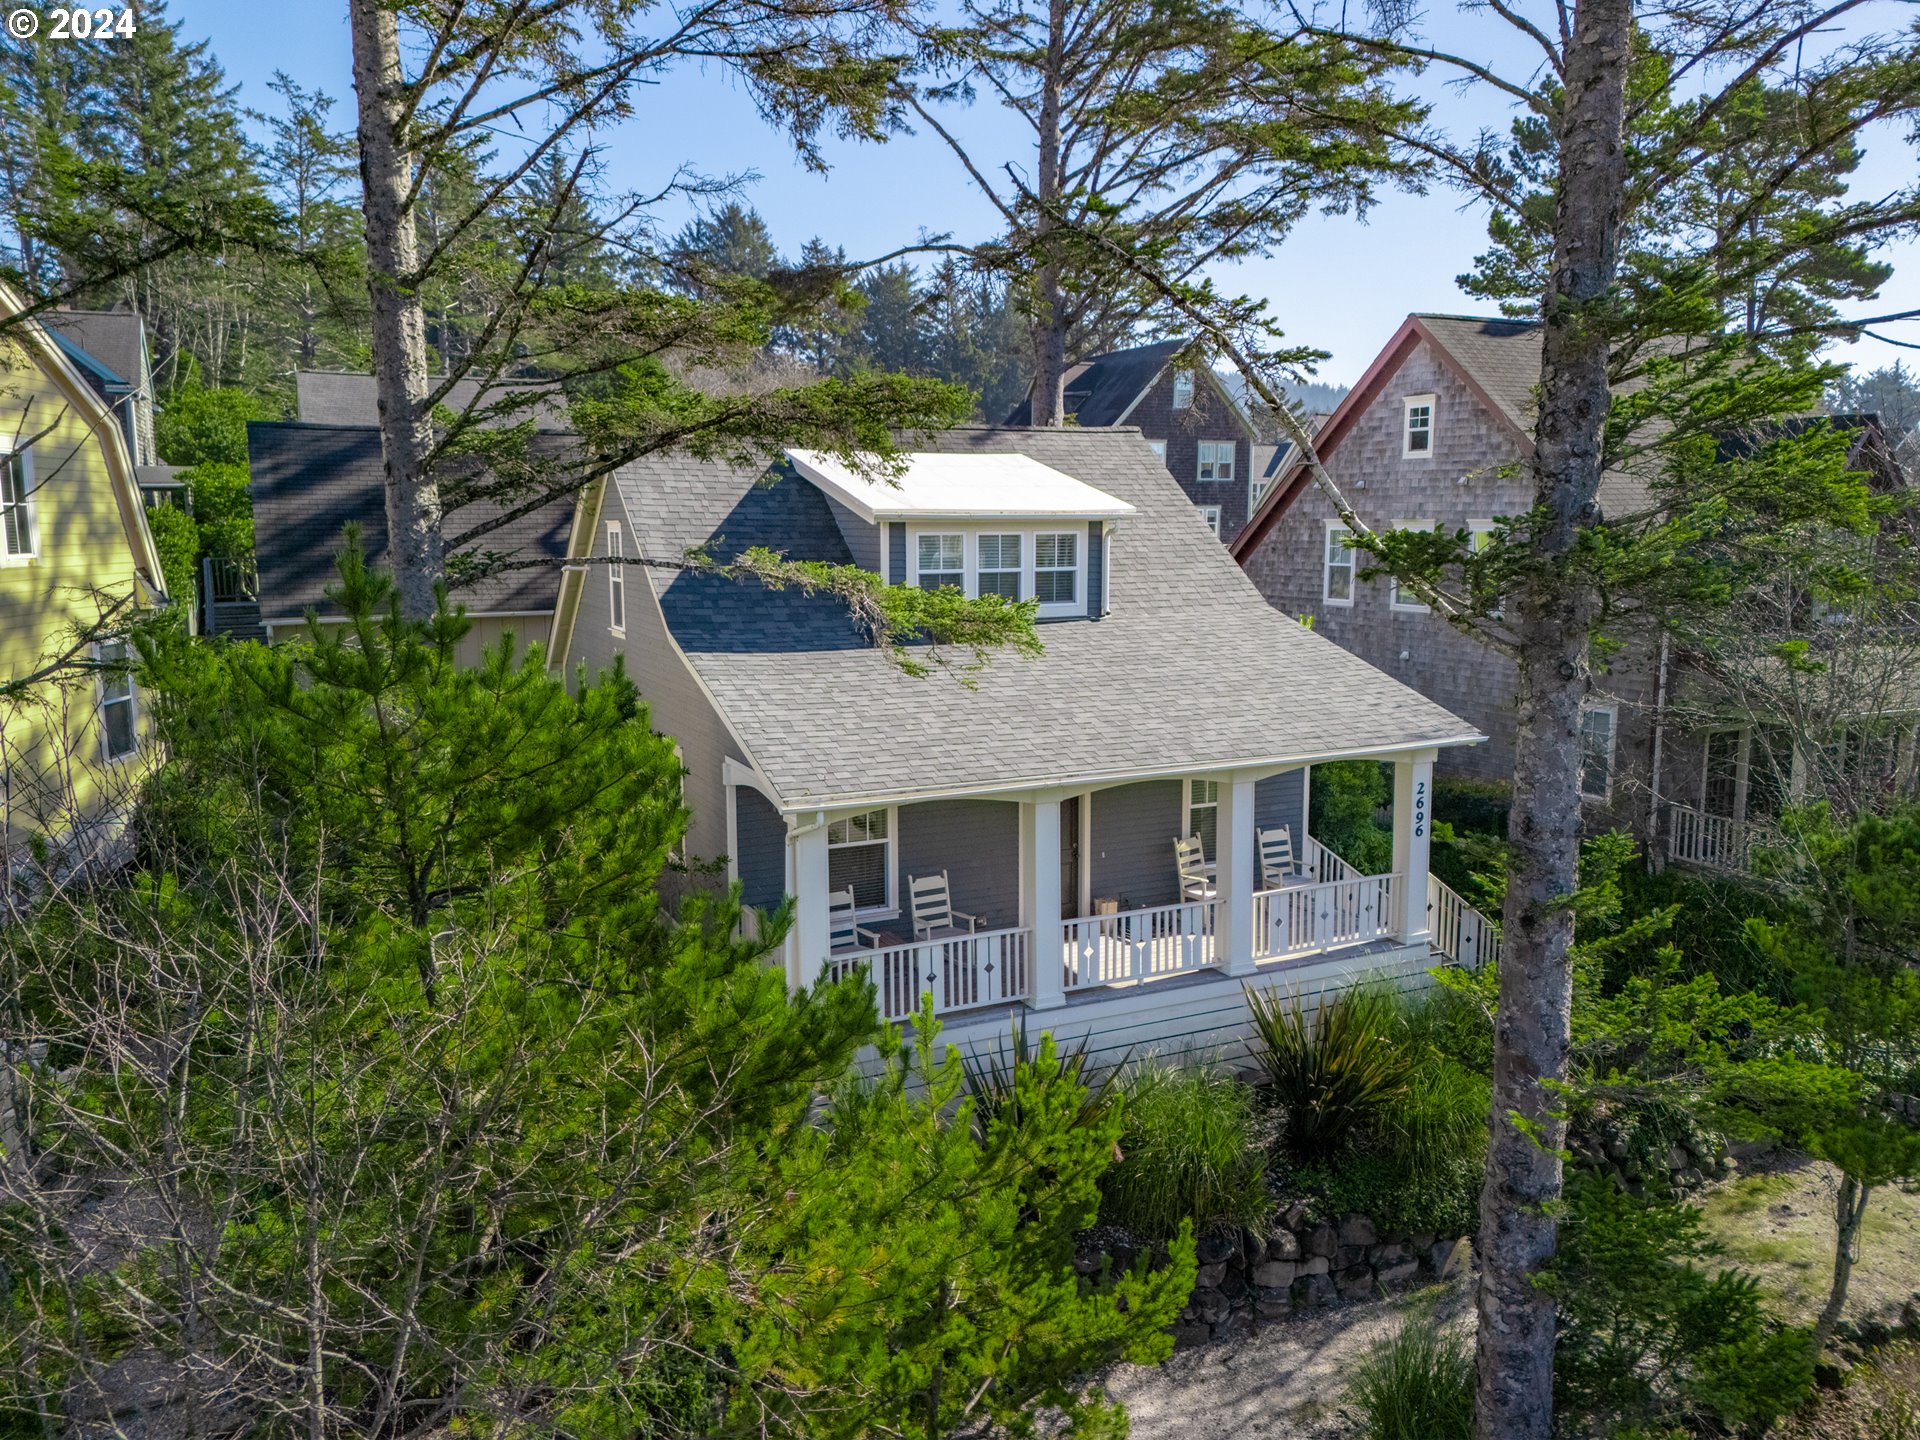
[1021,798,1065,1010]
[791,814,830,991]
[1390,751,1436,945]
[1217,775,1258,976]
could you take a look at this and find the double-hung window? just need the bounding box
[97,640,137,761]
[1171,368,1195,410]
[1,450,34,561]
[917,533,965,591]
[1403,395,1435,457]
[606,522,626,634]
[1323,521,1355,606]
[977,533,1022,600]
[1147,439,1168,462]
[1196,441,1235,482]
[1389,520,1432,613]
[828,808,892,912]
[1580,704,1616,800]
[1198,504,1222,537]
[1185,779,1220,860]
[1034,532,1079,610]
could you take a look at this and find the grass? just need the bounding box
[1341,1313,1475,1440]
[1247,983,1414,1162]
[1097,1060,1271,1241]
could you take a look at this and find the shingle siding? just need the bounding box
[898,799,1022,931]
[735,787,787,909]
[1124,370,1255,543]
[1090,779,1183,910]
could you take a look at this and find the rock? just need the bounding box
[1429,1237,1472,1279]
[1252,1260,1299,1289]
[1338,1245,1369,1270]
[1410,1231,1438,1253]
[1219,1269,1250,1302]
[1196,1232,1238,1266]
[1196,1262,1228,1290]
[1370,1242,1411,1266]
[1242,1228,1266,1266]
[1111,1243,1138,1274]
[1666,1144,1690,1172]
[1335,1263,1375,1300]
[1072,1253,1103,1277]
[1291,1272,1335,1309]
[1192,1287,1232,1324]
[1605,1131,1629,1159]
[1255,1295,1292,1321]
[1715,1154,1737,1176]
[1266,1228,1303,1261]
[1282,1201,1309,1230]
[1679,1166,1705,1188]
[1338,1213,1378,1247]
[1306,1222,1339,1258]
[1377,1258,1421,1288]
[1299,1254,1331,1277]
[1171,1321,1212,1349]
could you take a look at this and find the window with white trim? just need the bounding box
[1322,521,1355,605]
[1403,394,1435,457]
[1580,704,1616,800]
[827,808,893,912]
[916,533,965,591]
[1249,472,1274,515]
[1171,369,1195,410]
[97,640,137,761]
[1147,438,1168,462]
[1389,520,1432,613]
[1185,778,1219,860]
[1,450,34,560]
[1197,504,1222,537]
[606,522,625,633]
[1196,441,1235,482]
[1035,531,1079,609]
[976,533,1022,600]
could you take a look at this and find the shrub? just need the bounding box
[1343,1314,1475,1440]
[1309,759,1394,873]
[1432,776,1511,835]
[1098,1061,1270,1240]
[1291,1147,1482,1238]
[1248,984,1413,1161]
[960,1020,1117,1138]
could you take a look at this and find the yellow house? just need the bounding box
[0,281,169,859]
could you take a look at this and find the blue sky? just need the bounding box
[177,0,1918,387]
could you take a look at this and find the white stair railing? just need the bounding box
[1427,874,1501,970]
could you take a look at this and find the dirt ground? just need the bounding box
[1699,1154,1920,1331]
[1101,1275,1475,1440]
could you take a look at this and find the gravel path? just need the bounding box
[1103,1275,1476,1440]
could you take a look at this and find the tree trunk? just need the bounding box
[1026,0,1069,427]
[348,0,443,618]
[1475,0,1632,1435]
[1815,1174,1870,1349]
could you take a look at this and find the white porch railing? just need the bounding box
[828,925,1033,1023]
[1253,873,1399,961]
[1427,874,1501,970]
[1062,899,1218,991]
[1665,802,1760,873]
[1301,834,1363,884]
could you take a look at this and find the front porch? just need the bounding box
[762,749,1498,1033]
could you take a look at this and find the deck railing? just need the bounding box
[1253,873,1398,961]
[1427,874,1501,970]
[827,925,1032,1023]
[1301,834,1363,885]
[1665,802,1760,873]
[1061,899,1218,991]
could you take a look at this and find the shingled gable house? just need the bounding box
[1230,312,1917,874]
[550,425,1497,1062]
[1008,339,1262,545]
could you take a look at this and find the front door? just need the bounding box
[1060,796,1081,920]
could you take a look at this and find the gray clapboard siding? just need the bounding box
[897,798,1021,930]
[1086,520,1104,618]
[735,788,787,910]
[823,492,883,573]
[1089,779,1183,910]
[888,523,906,584]
[1255,768,1306,843]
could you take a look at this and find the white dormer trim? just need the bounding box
[785,449,1136,525]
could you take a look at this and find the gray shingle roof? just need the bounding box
[295,371,566,428]
[41,309,145,391]
[1005,338,1190,426]
[248,422,573,621]
[613,427,1479,809]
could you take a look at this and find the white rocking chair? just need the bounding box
[829,886,882,954]
[1258,825,1302,889]
[1174,835,1217,902]
[909,871,981,940]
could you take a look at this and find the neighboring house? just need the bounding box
[244,420,574,663]
[1007,339,1261,543]
[1231,311,1914,871]
[550,424,1496,1065]
[36,306,181,507]
[0,284,170,853]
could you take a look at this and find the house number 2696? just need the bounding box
[1414,780,1428,839]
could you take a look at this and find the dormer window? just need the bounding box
[1403,395,1435,457]
[917,533,965,591]
[1035,532,1079,608]
[977,533,1022,599]
[1171,369,1195,410]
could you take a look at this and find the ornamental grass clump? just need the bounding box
[1097,1061,1270,1241]
[1343,1314,1476,1440]
[1247,983,1415,1161]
